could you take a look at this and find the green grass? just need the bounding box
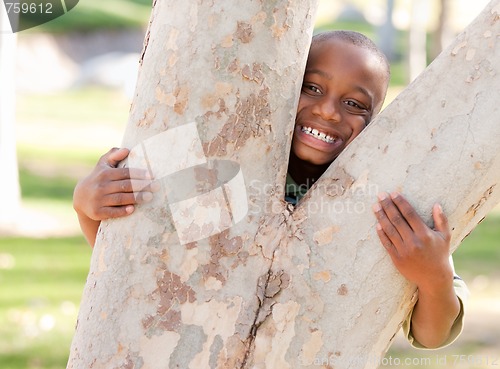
[19,167,77,201]
[0,237,91,369]
[453,214,500,278]
[16,87,130,128]
[16,87,129,168]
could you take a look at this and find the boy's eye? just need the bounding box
[344,100,367,111]
[303,84,321,94]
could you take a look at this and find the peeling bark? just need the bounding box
[68,1,500,369]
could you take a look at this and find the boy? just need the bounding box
[73,30,467,349]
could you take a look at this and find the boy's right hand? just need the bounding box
[73,147,158,222]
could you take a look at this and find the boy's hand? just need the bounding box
[372,192,461,348]
[73,147,158,221]
[372,192,453,292]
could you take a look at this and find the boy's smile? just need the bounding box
[289,36,389,182]
[294,123,345,157]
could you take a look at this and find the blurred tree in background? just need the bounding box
[0,7,21,230]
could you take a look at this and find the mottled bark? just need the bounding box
[68,1,500,369]
[68,1,318,368]
[264,2,500,367]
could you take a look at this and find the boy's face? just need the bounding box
[292,38,388,166]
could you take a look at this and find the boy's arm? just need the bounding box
[373,192,461,349]
[406,274,460,348]
[74,210,102,247]
[73,148,157,247]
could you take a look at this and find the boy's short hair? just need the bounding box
[312,30,391,83]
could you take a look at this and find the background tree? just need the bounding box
[68,1,500,368]
[0,8,21,230]
[408,0,429,82]
[431,0,451,60]
[377,0,396,62]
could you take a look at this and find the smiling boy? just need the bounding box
[73,30,467,350]
[287,31,389,195]
[283,31,467,349]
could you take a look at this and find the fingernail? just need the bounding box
[377,192,388,201]
[125,205,135,214]
[390,191,400,199]
[372,203,382,212]
[143,192,153,202]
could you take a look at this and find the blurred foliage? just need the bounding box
[315,19,408,86]
[26,0,153,33]
[19,167,77,201]
[454,214,500,278]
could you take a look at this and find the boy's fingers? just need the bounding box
[103,192,137,207]
[104,191,154,207]
[105,147,130,167]
[372,200,404,249]
[109,179,157,194]
[128,168,153,180]
[100,205,135,219]
[106,168,152,181]
[376,223,399,258]
[389,192,428,235]
[98,147,127,167]
[432,203,450,239]
[135,191,154,204]
[377,192,413,241]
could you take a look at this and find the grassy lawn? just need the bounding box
[0,237,91,369]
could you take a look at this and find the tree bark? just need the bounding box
[68,1,500,368]
[0,9,21,230]
[68,1,318,368]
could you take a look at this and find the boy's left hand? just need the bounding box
[372,192,453,292]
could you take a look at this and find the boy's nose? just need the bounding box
[312,97,341,122]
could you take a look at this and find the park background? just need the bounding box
[0,0,499,368]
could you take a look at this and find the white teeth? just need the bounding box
[301,126,336,144]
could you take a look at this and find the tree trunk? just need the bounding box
[68,1,500,368]
[430,0,451,60]
[0,9,21,230]
[68,1,318,368]
[407,0,429,82]
[377,0,396,62]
